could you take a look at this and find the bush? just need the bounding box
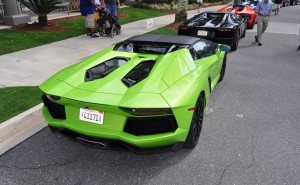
[189,0,197,4]
[140,0,174,3]
[133,0,229,11]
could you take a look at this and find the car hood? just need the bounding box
[219,5,255,14]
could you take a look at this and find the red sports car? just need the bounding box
[218,4,258,29]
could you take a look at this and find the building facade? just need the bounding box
[0,0,76,26]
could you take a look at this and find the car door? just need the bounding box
[190,40,220,89]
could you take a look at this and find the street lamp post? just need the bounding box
[3,0,30,26]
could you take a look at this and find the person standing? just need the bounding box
[197,0,203,13]
[100,0,120,17]
[254,0,272,46]
[80,0,100,38]
[274,0,282,15]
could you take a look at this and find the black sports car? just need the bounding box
[178,12,249,51]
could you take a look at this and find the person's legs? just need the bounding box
[85,16,90,35]
[257,16,263,44]
[198,0,203,13]
[262,16,269,34]
[106,4,117,17]
[86,13,99,37]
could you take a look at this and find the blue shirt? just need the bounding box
[255,1,273,16]
[80,0,95,16]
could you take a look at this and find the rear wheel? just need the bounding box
[242,28,246,38]
[219,54,227,82]
[231,31,240,51]
[184,94,205,149]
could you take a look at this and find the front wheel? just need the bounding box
[184,94,205,149]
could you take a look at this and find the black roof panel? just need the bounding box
[125,34,201,46]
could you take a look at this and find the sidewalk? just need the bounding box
[0,4,228,88]
[0,4,229,155]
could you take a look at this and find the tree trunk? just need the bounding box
[38,15,48,26]
[175,0,188,23]
[233,0,241,4]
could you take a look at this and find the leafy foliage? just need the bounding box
[16,0,64,25]
[17,0,63,15]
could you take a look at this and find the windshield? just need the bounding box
[114,42,174,54]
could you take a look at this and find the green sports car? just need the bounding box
[40,34,230,151]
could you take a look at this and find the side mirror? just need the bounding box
[219,45,231,52]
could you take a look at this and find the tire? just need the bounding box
[99,30,104,36]
[184,94,205,149]
[231,31,239,51]
[219,54,227,82]
[290,0,295,5]
[247,21,255,29]
[116,29,122,35]
[242,28,246,38]
[283,1,287,6]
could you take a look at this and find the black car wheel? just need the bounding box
[247,21,255,29]
[184,94,205,149]
[219,54,227,82]
[290,0,295,5]
[242,28,246,38]
[283,1,287,6]
[231,30,240,51]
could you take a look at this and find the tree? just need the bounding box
[175,0,188,22]
[16,0,63,26]
[233,0,241,4]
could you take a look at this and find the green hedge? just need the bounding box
[140,0,174,3]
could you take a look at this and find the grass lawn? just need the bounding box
[0,87,42,123]
[0,10,176,123]
[148,26,177,35]
[0,7,167,56]
[0,25,178,123]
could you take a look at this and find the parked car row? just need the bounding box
[40,34,230,152]
[178,1,298,51]
[39,3,297,153]
[287,0,300,6]
[178,12,248,51]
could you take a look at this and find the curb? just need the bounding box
[0,104,46,156]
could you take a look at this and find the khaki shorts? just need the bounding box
[85,14,95,28]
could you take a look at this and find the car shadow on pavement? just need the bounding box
[0,127,194,184]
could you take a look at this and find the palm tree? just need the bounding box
[175,0,188,22]
[234,0,241,4]
[16,0,64,26]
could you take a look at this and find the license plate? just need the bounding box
[79,108,104,124]
[197,30,207,36]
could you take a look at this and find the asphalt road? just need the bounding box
[1,5,300,185]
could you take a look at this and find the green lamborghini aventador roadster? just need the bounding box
[40,34,230,151]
